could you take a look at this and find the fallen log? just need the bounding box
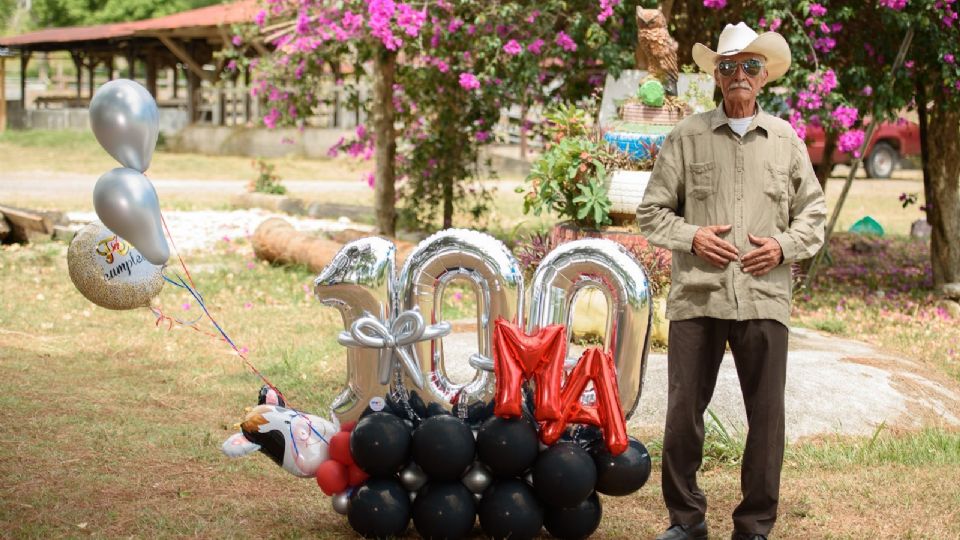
[252,218,415,273]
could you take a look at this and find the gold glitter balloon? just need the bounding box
[67,222,164,310]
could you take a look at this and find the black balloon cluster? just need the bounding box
[345,409,652,539]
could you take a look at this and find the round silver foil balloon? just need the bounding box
[89,79,159,172]
[67,221,164,310]
[397,229,524,424]
[331,491,350,515]
[400,463,428,492]
[528,239,653,420]
[461,462,493,494]
[92,167,169,265]
[315,237,396,424]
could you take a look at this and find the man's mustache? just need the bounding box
[728,81,752,90]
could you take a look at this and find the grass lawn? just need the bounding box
[0,131,957,538]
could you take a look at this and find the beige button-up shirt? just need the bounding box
[636,105,826,327]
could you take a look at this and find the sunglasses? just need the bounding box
[717,58,765,77]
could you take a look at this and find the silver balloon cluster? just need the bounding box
[315,229,653,426]
[88,79,169,266]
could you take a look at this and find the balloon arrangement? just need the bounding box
[224,230,656,538]
[68,79,170,310]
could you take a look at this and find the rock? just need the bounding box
[231,192,305,215]
[52,225,82,242]
[911,219,932,239]
[936,299,960,319]
[943,283,960,301]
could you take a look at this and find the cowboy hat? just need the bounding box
[692,22,791,81]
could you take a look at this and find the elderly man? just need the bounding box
[637,22,826,540]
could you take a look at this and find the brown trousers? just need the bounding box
[662,318,788,536]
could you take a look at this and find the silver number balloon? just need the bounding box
[397,229,524,423]
[89,79,159,172]
[528,239,652,420]
[315,237,396,424]
[92,167,169,266]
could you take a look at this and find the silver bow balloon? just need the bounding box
[93,167,169,266]
[337,308,451,390]
[528,239,653,420]
[315,237,397,423]
[331,492,351,515]
[89,79,159,172]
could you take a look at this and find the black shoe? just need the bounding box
[655,521,708,540]
[730,533,767,540]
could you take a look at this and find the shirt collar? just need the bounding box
[710,102,774,136]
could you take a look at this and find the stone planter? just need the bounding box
[550,220,651,254]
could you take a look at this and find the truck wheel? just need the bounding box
[865,142,898,179]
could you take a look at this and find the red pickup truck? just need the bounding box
[805,120,921,178]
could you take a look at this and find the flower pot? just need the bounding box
[549,221,651,255]
[605,170,652,218]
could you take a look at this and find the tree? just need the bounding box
[238,0,642,235]
[29,0,222,27]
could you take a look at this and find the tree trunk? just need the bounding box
[925,103,960,287]
[814,130,838,191]
[373,49,397,237]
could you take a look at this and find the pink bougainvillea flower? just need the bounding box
[459,72,481,90]
[555,31,577,52]
[503,39,522,56]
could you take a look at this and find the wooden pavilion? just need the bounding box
[0,0,265,129]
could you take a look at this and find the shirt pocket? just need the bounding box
[764,161,790,231]
[688,161,716,200]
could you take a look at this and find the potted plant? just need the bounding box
[521,102,654,232]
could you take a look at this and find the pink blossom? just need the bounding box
[814,37,836,53]
[475,130,490,142]
[527,38,545,55]
[365,172,375,188]
[227,60,237,71]
[434,59,449,73]
[797,90,823,110]
[831,106,859,129]
[503,39,523,56]
[447,18,463,33]
[254,9,266,27]
[525,10,540,23]
[296,10,310,34]
[263,107,280,129]
[838,129,865,154]
[459,72,481,90]
[703,0,727,9]
[396,4,426,37]
[182,302,191,310]
[809,3,827,17]
[555,31,577,52]
[879,0,908,10]
[244,302,253,309]
[804,17,815,26]
[598,0,621,22]
[862,86,873,96]
[945,53,956,64]
[769,18,782,31]
[231,35,243,47]
[790,111,807,140]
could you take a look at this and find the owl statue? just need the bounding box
[636,7,679,95]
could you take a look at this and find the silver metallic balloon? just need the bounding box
[461,462,493,494]
[315,237,396,424]
[67,221,164,310]
[528,239,652,420]
[331,491,351,515]
[89,79,159,172]
[93,167,169,265]
[400,463,428,492]
[397,229,525,424]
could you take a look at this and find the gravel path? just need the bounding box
[67,209,373,252]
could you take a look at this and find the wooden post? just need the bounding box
[107,57,114,81]
[0,57,6,133]
[126,43,136,80]
[20,51,28,112]
[172,65,179,98]
[145,54,157,97]
[187,67,199,123]
[72,54,82,98]
[243,65,250,122]
[87,59,96,98]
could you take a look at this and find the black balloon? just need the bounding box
[476,416,540,478]
[544,491,603,540]
[532,443,597,508]
[350,412,411,477]
[412,415,475,481]
[478,479,543,540]
[348,478,411,538]
[412,481,476,540]
[592,437,652,496]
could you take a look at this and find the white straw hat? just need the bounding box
[692,22,792,81]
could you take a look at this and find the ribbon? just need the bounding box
[337,308,451,390]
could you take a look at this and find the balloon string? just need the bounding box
[159,211,197,290]
[154,208,292,409]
